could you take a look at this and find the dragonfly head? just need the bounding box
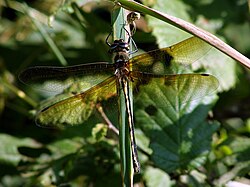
[109,39,130,54]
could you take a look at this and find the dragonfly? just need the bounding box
[19,36,219,173]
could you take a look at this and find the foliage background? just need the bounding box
[0,0,250,186]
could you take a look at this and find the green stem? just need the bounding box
[111,7,134,187]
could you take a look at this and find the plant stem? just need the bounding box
[111,6,134,187]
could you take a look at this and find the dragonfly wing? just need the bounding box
[35,76,117,128]
[130,37,211,74]
[132,72,219,109]
[19,62,114,93]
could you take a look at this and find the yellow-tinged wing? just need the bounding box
[129,37,211,75]
[132,72,219,108]
[35,76,117,128]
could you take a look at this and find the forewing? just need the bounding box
[35,76,117,128]
[129,37,211,75]
[19,62,114,93]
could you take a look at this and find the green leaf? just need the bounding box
[48,137,83,158]
[41,140,120,186]
[144,166,173,187]
[135,129,152,155]
[220,136,250,163]
[135,78,219,172]
[92,123,108,142]
[147,0,192,46]
[224,23,250,54]
[0,134,39,166]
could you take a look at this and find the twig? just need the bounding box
[96,103,119,136]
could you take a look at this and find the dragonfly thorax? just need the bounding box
[109,39,130,53]
[114,51,130,78]
[114,52,129,68]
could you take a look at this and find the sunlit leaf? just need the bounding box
[92,123,108,141]
[144,166,173,187]
[48,138,83,158]
[135,75,220,172]
[0,134,39,166]
[147,0,191,46]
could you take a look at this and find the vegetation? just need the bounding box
[0,0,250,186]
